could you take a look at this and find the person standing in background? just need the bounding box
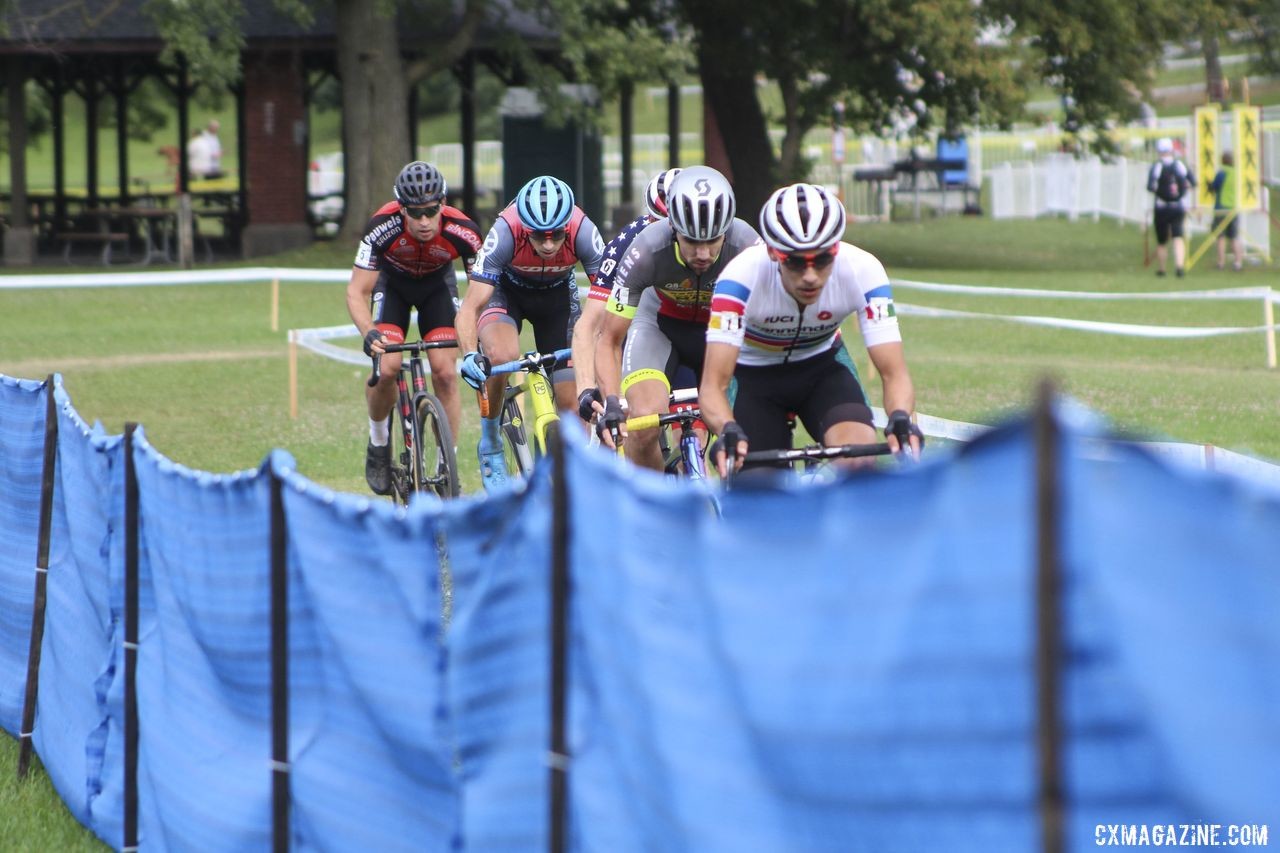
[1209,151,1244,271]
[200,119,225,180]
[186,128,212,182]
[1146,137,1195,278]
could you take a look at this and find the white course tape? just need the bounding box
[0,267,350,289]
[288,324,1279,484]
[892,278,1272,302]
[294,336,369,368]
[896,302,1279,338]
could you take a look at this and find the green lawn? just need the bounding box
[1,212,1278,845]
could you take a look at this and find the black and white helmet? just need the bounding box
[666,166,736,241]
[393,161,447,206]
[643,168,682,219]
[759,183,847,254]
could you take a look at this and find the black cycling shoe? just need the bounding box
[365,441,392,495]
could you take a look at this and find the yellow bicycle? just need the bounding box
[479,347,572,479]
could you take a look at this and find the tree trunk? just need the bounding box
[686,9,777,220]
[335,0,411,244]
[776,74,807,183]
[1203,27,1227,106]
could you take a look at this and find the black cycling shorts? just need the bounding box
[1153,207,1185,244]
[732,346,872,467]
[477,277,581,382]
[371,267,459,340]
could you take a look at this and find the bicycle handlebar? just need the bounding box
[488,347,573,377]
[367,338,460,387]
[742,442,892,464]
[625,407,702,432]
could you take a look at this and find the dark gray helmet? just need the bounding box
[393,161,447,206]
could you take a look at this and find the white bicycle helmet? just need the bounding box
[759,183,847,254]
[666,166,736,241]
[643,168,682,219]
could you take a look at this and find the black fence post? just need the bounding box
[548,430,570,853]
[1034,379,1064,853]
[270,467,290,853]
[17,375,59,779]
[123,423,140,852]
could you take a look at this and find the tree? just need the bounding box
[146,0,485,242]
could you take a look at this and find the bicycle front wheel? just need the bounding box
[413,394,460,498]
[501,395,534,478]
[537,418,561,460]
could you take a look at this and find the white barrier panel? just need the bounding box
[893,279,1272,302]
[0,267,350,289]
[897,302,1279,338]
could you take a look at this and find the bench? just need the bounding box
[61,231,131,266]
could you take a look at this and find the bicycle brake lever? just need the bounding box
[367,354,381,388]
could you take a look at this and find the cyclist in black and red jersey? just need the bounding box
[347,160,482,496]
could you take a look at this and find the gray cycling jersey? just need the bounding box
[605,218,759,324]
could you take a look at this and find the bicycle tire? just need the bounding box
[390,416,412,506]
[538,418,561,460]
[500,395,534,477]
[414,393,460,498]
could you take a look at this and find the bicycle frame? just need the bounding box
[625,396,707,481]
[483,347,573,470]
[368,339,460,501]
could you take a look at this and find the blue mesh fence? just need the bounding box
[279,464,457,851]
[0,372,1276,851]
[0,375,45,735]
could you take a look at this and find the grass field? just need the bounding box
[1,213,1278,844]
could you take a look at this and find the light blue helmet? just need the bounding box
[515,175,575,230]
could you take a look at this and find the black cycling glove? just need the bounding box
[884,409,925,450]
[577,387,603,423]
[362,328,385,357]
[712,421,748,464]
[597,395,625,442]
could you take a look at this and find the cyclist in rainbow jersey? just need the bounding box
[701,182,922,475]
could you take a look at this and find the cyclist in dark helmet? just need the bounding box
[347,160,482,495]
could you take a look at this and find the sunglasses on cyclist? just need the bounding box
[531,227,567,242]
[402,203,443,220]
[772,246,838,272]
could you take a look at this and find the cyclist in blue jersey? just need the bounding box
[455,175,605,491]
[573,168,683,422]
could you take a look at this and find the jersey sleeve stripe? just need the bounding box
[864,284,894,299]
[713,278,752,303]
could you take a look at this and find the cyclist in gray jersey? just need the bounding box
[594,165,760,471]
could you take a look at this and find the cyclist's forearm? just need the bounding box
[346,269,378,335]
[594,318,628,398]
[699,342,739,435]
[455,278,488,353]
[571,300,603,392]
[869,341,916,416]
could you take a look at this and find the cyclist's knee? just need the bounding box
[629,425,661,450]
[623,379,669,418]
[432,371,458,395]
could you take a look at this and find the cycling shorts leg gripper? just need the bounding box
[477,306,517,331]
[621,367,671,397]
[375,324,407,343]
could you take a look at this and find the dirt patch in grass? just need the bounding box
[0,348,282,377]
